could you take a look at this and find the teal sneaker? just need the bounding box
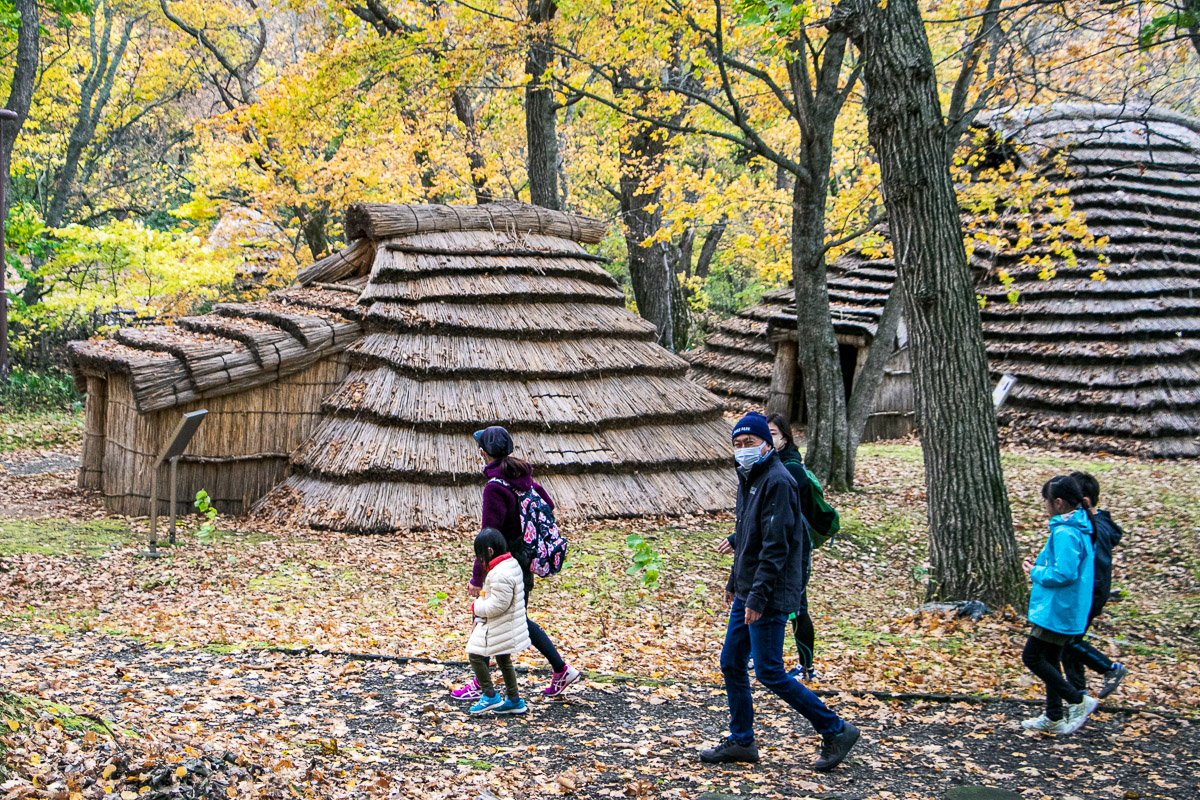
[468,692,504,715]
[496,697,527,715]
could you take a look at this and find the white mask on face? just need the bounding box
[734,445,764,470]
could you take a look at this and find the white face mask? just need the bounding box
[734,445,764,470]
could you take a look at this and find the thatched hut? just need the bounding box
[71,201,736,527]
[686,104,1200,457]
[684,259,914,442]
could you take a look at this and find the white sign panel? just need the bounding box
[993,374,1017,408]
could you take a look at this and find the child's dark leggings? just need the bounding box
[1022,635,1084,720]
[791,611,815,672]
[469,653,519,699]
[1063,609,1116,692]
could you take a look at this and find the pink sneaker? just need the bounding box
[451,677,482,701]
[542,665,582,697]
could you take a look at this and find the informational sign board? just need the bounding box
[993,374,1017,409]
[155,410,208,466]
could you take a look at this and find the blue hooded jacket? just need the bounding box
[1029,507,1095,636]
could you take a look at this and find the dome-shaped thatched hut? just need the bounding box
[686,104,1200,458]
[71,202,736,526]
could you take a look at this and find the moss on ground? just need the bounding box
[0,518,132,557]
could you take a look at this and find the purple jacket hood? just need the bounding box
[484,460,535,491]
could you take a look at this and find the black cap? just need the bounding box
[473,426,513,458]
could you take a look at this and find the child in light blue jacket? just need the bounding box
[1020,475,1099,735]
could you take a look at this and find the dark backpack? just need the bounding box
[488,478,568,577]
[803,468,840,548]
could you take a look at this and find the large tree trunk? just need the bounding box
[524,0,560,210]
[829,0,1025,609]
[2,0,38,172]
[619,119,689,352]
[790,173,852,490]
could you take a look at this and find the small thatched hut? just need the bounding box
[685,259,914,442]
[71,201,736,527]
[687,104,1200,457]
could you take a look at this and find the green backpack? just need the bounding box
[803,468,840,549]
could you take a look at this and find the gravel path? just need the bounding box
[0,450,80,476]
[1,632,1195,799]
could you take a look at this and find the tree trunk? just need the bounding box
[829,0,1025,609]
[524,0,560,210]
[790,171,851,490]
[451,88,493,204]
[619,119,689,352]
[694,216,727,280]
[2,0,38,172]
[845,286,904,478]
[26,3,134,308]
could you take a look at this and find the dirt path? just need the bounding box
[0,450,80,477]
[1,633,1195,800]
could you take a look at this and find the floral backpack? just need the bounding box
[488,478,568,577]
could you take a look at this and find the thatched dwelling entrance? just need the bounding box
[71,201,736,528]
[686,104,1200,457]
[685,265,915,443]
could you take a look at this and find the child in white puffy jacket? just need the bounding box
[466,528,531,715]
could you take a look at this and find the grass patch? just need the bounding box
[0,409,82,453]
[0,518,132,557]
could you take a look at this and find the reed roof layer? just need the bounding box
[257,201,734,531]
[68,282,364,413]
[685,104,1200,457]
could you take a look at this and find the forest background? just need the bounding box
[2,0,1199,375]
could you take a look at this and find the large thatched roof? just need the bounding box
[252,201,735,530]
[687,104,1200,458]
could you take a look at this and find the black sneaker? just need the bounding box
[699,736,760,764]
[814,721,860,772]
[1099,663,1127,699]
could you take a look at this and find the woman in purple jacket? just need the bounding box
[451,426,581,700]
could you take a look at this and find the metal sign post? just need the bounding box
[0,108,18,382]
[142,410,207,557]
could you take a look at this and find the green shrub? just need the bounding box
[0,366,83,413]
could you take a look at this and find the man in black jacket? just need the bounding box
[700,412,859,772]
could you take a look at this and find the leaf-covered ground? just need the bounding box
[1,443,1198,799]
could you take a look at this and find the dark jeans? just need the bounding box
[1063,610,1115,692]
[721,598,842,744]
[792,611,815,672]
[469,653,518,699]
[1022,635,1084,721]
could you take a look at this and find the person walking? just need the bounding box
[451,426,581,701]
[700,412,860,771]
[1063,471,1128,698]
[465,528,530,716]
[1021,475,1100,735]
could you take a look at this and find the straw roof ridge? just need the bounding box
[344,200,606,244]
[363,300,658,341]
[991,358,1200,389]
[296,239,376,286]
[986,337,1200,361]
[320,368,725,426]
[348,331,687,376]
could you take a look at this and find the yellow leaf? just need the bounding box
[5,719,17,731]
[175,766,187,778]
[103,764,117,779]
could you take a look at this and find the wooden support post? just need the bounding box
[766,340,798,418]
[168,457,178,545]
[148,466,159,556]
